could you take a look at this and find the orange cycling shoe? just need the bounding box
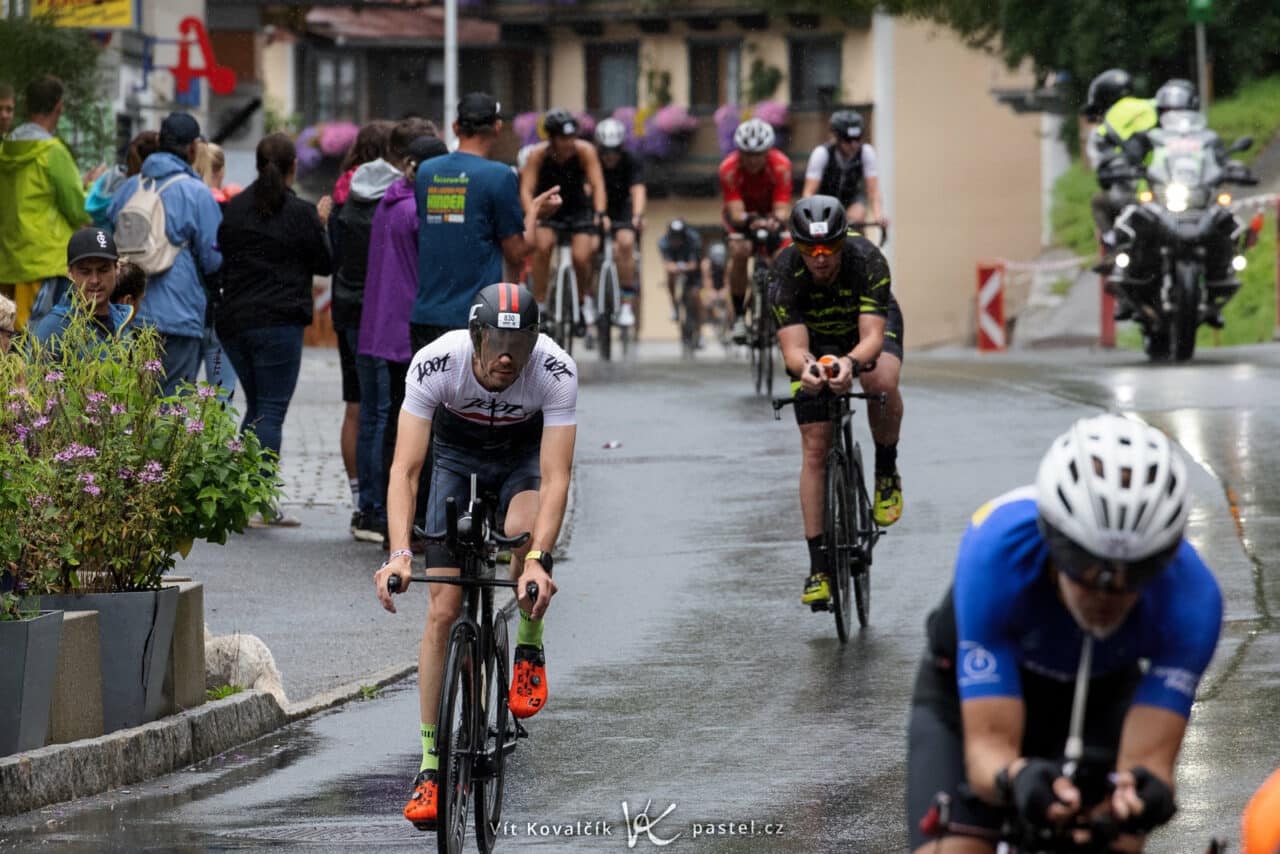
[403,769,438,829]
[509,644,548,719]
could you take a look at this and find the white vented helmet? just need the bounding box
[595,118,626,150]
[1036,413,1189,563]
[734,118,775,153]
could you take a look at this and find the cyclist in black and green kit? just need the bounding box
[770,194,906,609]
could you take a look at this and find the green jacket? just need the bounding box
[1097,96,1158,143]
[0,123,90,284]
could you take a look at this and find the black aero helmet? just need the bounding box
[789,195,847,245]
[469,282,540,370]
[830,110,863,141]
[1155,79,1198,114]
[543,108,577,138]
[1083,69,1133,120]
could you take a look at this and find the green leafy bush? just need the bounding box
[0,299,279,600]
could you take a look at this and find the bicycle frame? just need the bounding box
[548,225,580,355]
[386,475,537,854]
[597,232,621,319]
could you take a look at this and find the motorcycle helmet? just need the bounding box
[1083,69,1134,121]
[1154,79,1198,115]
[595,117,627,151]
[469,282,541,375]
[734,118,775,154]
[789,195,848,245]
[543,108,577,139]
[1035,414,1188,591]
[830,110,864,141]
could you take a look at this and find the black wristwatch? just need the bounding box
[525,550,554,573]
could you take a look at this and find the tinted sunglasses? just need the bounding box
[796,239,844,258]
[1042,522,1177,593]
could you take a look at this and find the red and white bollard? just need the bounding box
[1099,247,1116,349]
[976,262,1006,352]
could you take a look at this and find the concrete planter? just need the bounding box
[0,610,64,755]
[40,588,179,734]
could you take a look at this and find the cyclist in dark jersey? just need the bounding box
[594,118,644,328]
[905,414,1220,853]
[801,110,886,232]
[519,109,607,332]
[770,195,906,608]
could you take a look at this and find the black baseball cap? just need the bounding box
[457,93,500,127]
[159,112,201,149]
[408,135,450,163]
[67,227,118,266]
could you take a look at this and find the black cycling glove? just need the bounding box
[1010,758,1066,826]
[1120,766,1177,832]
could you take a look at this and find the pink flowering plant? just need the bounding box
[0,303,279,606]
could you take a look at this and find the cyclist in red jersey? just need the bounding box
[720,118,792,340]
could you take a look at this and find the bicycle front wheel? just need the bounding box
[850,444,873,628]
[474,616,510,853]
[824,460,853,643]
[437,624,478,854]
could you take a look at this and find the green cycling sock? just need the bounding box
[420,723,438,772]
[516,610,544,648]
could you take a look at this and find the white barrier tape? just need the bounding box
[997,256,1094,273]
[1230,193,1280,213]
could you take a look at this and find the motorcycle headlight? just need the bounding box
[1165,183,1190,213]
[1233,255,1248,272]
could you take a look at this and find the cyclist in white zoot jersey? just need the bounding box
[374,281,577,828]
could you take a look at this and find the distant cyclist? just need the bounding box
[770,195,905,610]
[376,282,577,828]
[594,117,644,329]
[719,118,792,342]
[802,110,886,233]
[520,109,608,332]
[657,218,702,324]
[702,241,729,327]
[905,413,1221,854]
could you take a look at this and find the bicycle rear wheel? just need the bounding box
[850,444,873,628]
[474,616,510,853]
[437,625,478,854]
[824,461,853,643]
[553,271,575,357]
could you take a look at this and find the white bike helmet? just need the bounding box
[595,118,626,150]
[1036,414,1188,588]
[734,118,775,154]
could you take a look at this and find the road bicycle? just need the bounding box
[675,269,703,357]
[593,228,630,361]
[773,362,884,642]
[918,636,1225,853]
[387,476,539,854]
[740,224,781,397]
[545,222,581,356]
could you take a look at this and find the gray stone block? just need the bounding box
[47,611,103,746]
[162,581,206,715]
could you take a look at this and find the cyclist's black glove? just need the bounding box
[1011,758,1066,826]
[1120,766,1176,833]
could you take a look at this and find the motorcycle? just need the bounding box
[1103,110,1261,361]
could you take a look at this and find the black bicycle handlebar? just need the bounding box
[387,574,540,605]
[847,220,890,247]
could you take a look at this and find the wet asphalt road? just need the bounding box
[2,342,1278,853]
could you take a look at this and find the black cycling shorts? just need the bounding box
[424,439,541,569]
[539,210,596,235]
[606,203,635,233]
[788,303,905,426]
[904,587,1140,851]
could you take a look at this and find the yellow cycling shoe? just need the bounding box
[801,573,831,610]
[874,472,903,527]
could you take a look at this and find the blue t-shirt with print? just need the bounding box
[412,151,524,328]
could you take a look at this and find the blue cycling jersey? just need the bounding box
[952,486,1222,719]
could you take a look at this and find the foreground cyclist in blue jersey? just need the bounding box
[374,282,577,829]
[905,413,1222,853]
